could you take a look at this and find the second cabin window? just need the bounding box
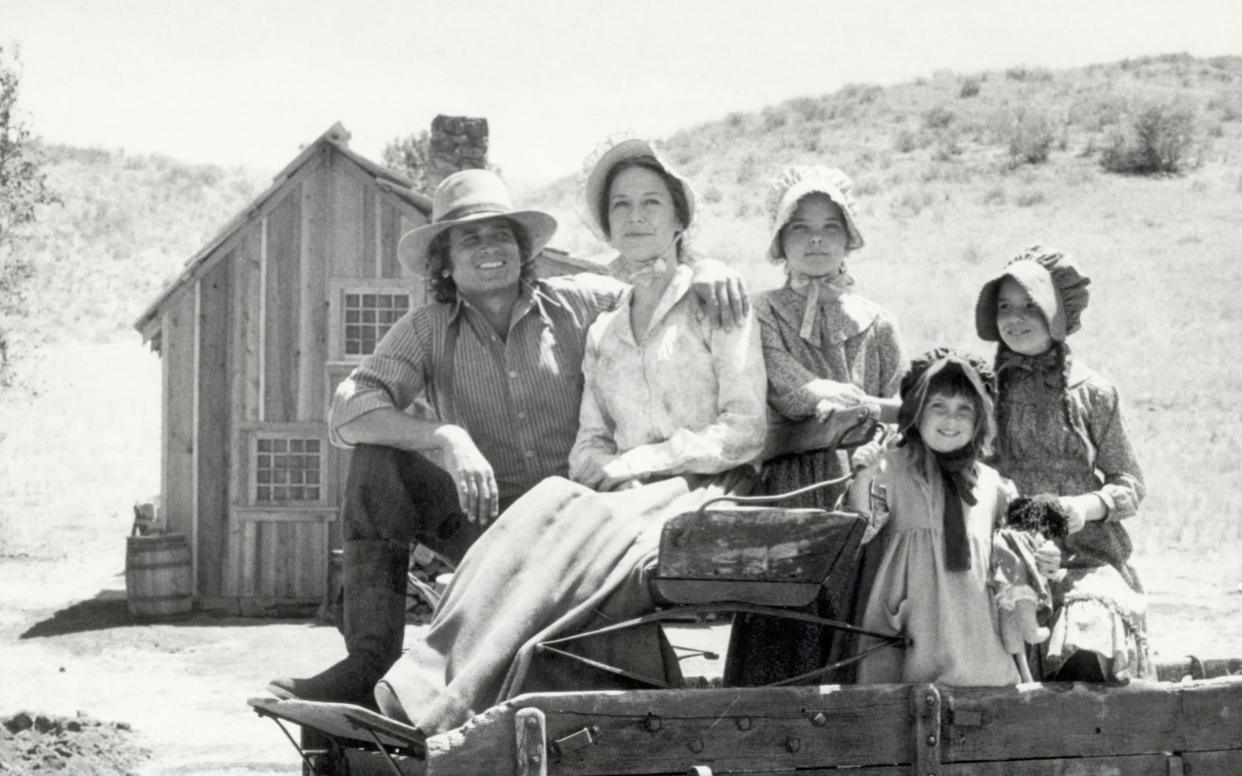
[255,437,323,503]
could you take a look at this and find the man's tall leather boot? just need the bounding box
[268,540,409,707]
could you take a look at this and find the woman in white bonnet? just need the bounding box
[755,165,905,508]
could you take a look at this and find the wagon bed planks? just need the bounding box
[420,678,1242,776]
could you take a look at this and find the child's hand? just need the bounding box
[1033,539,1062,578]
[808,379,867,408]
[1058,494,1105,533]
[850,438,884,473]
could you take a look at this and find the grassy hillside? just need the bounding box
[528,53,1242,556]
[1,144,265,355]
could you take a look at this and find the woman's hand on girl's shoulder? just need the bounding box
[688,258,750,329]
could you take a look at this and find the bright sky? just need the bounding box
[4,0,1239,186]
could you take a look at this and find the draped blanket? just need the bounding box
[376,472,749,734]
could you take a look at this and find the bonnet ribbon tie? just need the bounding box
[788,268,854,341]
[997,348,1063,388]
[934,445,977,572]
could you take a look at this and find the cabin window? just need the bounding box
[253,436,323,503]
[342,292,411,356]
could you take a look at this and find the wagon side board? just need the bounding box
[419,678,1242,776]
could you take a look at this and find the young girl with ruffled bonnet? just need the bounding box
[976,245,1150,682]
[849,349,1019,685]
[755,166,905,509]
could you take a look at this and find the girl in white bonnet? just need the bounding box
[755,165,905,508]
[976,244,1150,682]
[727,166,905,685]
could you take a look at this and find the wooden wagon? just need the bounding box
[252,673,1242,775]
[251,479,1242,775]
[251,405,1241,774]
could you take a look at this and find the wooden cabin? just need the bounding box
[134,121,600,614]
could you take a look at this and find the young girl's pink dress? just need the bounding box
[856,447,1020,686]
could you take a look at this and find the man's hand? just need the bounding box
[435,426,499,524]
[689,258,750,329]
[577,456,640,492]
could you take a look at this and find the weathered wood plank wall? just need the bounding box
[298,166,328,422]
[263,184,301,423]
[161,290,196,539]
[195,258,231,596]
[332,155,366,278]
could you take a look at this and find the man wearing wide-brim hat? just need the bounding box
[269,168,749,706]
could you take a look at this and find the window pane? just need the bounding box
[254,435,322,503]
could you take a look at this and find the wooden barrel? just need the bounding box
[126,533,193,618]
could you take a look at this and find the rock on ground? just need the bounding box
[0,711,149,776]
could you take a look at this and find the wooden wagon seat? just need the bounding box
[536,503,905,689]
[650,505,865,608]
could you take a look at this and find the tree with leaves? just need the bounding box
[381,129,434,195]
[1,46,56,382]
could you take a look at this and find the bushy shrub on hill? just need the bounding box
[1005,64,1053,82]
[922,105,956,130]
[1100,94,1199,174]
[1005,106,1056,166]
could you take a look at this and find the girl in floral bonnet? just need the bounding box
[976,244,1150,682]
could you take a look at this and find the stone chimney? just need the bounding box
[427,115,489,189]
